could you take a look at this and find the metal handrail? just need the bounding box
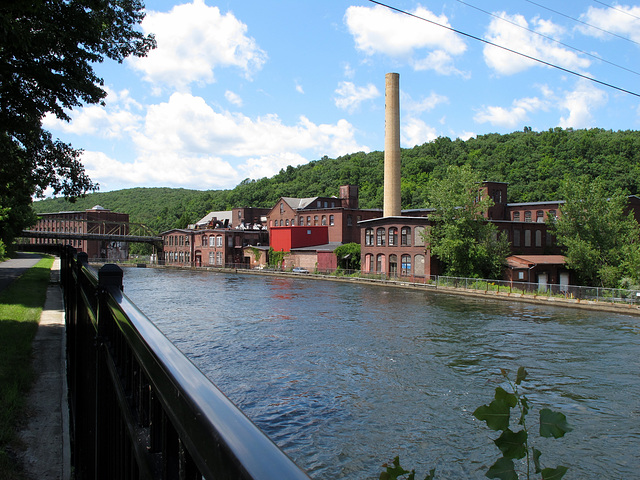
[61,246,310,479]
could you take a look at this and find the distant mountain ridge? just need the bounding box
[33,127,640,234]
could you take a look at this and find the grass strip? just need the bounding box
[0,255,54,479]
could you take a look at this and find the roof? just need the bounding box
[290,242,342,252]
[506,255,566,268]
[196,210,233,226]
[281,197,319,210]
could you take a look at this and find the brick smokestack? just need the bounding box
[384,72,401,217]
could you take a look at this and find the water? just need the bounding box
[121,267,640,479]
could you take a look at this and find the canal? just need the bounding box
[121,267,640,479]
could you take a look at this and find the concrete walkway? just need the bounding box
[0,255,70,479]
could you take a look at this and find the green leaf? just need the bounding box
[541,466,568,480]
[485,457,518,480]
[494,428,527,459]
[515,367,528,385]
[380,456,414,480]
[518,396,529,425]
[533,448,542,474]
[539,408,572,438]
[474,387,517,431]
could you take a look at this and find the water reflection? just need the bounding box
[123,267,640,479]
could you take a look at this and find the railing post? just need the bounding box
[96,264,123,479]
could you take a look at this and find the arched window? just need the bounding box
[291,219,295,226]
[513,212,521,222]
[314,215,319,225]
[376,254,384,273]
[202,235,207,246]
[524,211,532,222]
[322,215,327,226]
[401,254,411,276]
[536,210,545,223]
[401,227,411,246]
[388,227,398,246]
[329,215,334,226]
[299,216,305,226]
[376,228,386,246]
[535,230,542,247]
[414,254,425,276]
[365,228,374,246]
[209,236,215,247]
[285,219,289,226]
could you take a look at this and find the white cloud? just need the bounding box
[579,5,640,42]
[344,5,467,74]
[43,88,142,138]
[239,153,308,180]
[474,96,547,127]
[403,91,449,114]
[402,118,438,147]
[334,81,380,113]
[483,12,590,75]
[558,81,607,128]
[295,81,304,94]
[78,92,369,190]
[225,90,243,107]
[131,0,267,90]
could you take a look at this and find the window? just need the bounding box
[401,254,411,276]
[513,212,520,222]
[291,219,295,226]
[228,236,233,247]
[524,211,532,222]
[216,251,223,265]
[514,230,521,247]
[217,236,223,247]
[285,219,289,226]
[414,226,425,247]
[535,230,542,247]
[307,216,311,225]
[209,236,215,247]
[299,216,304,226]
[376,228,386,246]
[536,210,544,223]
[324,201,328,208]
[322,215,327,226]
[314,215,319,225]
[280,202,284,214]
[202,235,207,246]
[376,254,384,273]
[401,227,411,246]
[548,210,556,220]
[388,227,398,246]
[209,252,214,265]
[365,228,374,246]
[347,215,353,226]
[524,229,531,247]
[317,200,321,208]
[329,215,334,226]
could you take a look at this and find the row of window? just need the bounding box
[166,235,189,246]
[363,253,426,276]
[201,235,223,247]
[273,214,358,227]
[512,210,556,223]
[364,226,425,247]
[512,229,553,248]
[167,251,191,263]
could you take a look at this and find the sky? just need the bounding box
[42,0,640,193]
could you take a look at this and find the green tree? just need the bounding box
[552,176,640,287]
[0,0,156,247]
[425,165,509,278]
[334,242,360,270]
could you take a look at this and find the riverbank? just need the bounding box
[101,262,640,317]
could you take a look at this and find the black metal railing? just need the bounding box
[59,246,310,480]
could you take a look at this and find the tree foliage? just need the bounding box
[334,242,361,270]
[0,0,156,247]
[424,165,510,278]
[552,176,640,287]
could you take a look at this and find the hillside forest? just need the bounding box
[33,127,640,235]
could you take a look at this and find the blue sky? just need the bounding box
[43,0,640,193]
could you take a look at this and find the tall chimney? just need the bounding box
[384,72,401,217]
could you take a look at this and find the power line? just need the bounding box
[524,0,640,46]
[591,0,640,22]
[367,0,640,98]
[456,0,640,78]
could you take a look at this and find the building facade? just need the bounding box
[28,206,130,260]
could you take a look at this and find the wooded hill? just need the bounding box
[33,127,640,234]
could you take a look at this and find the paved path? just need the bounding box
[0,252,42,292]
[0,254,70,479]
